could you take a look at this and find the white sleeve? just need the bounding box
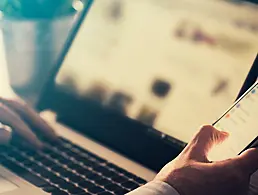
[248,170,258,195]
[126,181,180,195]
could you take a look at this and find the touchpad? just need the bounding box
[0,176,18,194]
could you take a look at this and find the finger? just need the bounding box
[185,125,229,162]
[0,103,43,148]
[0,98,58,141]
[231,148,258,176]
[0,125,12,144]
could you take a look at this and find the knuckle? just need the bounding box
[9,98,23,106]
[7,99,26,111]
[197,125,214,136]
[200,125,213,132]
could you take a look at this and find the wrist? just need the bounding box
[154,168,194,195]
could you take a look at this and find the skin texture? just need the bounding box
[155,125,258,195]
[1,97,258,195]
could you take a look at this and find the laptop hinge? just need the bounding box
[147,128,186,149]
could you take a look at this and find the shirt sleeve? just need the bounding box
[248,170,258,195]
[126,181,180,195]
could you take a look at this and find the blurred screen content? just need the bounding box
[56,0,258,143]
[209,82,258,161]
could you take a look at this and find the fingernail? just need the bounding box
[221,131,229,136]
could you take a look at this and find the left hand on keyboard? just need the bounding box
[0,97,58,149]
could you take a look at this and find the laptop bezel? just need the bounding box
[236,55,258,100]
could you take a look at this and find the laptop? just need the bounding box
[0,0,258,194]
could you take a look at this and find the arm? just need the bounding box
[127,181,180,195]
[127,125,258,195]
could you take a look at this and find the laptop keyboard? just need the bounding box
[0,137,146,195]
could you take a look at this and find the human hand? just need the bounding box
[0,97,58,149]
[154,125,258,195]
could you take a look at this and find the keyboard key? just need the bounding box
[60,138,71,144]
[68,144,106,164]
[42,185,59,193]
[91,156,107,164]
[22,160,35,167]
[88,186,105,194]
[59,169,74,178]
[46,174,61,183]
[98,192,114,195]
[86,172,101,180]
[47,152,60,159]
[112,176,128,183]
[30,164,47,173]
[82,159,99,168]
[32,154,46,161]
[74,167,92,176]
[50,189,68,195]
[51,165,65,173]
[23,173,48,188]
[119,170,136,179]
[54,143,71,151]
[71,154,89,162]
[41,171,59,180]
[105,183,123,192]
[29,162,44,170]
[67,186,85,194]
[67,174,84,183]
[23,150,37,157]
[52,178,68,187]
[63,150,79,159]
[53,155,71,165]
[62,150,77,157]
[106,163,123,172]
[58,180,76,190]
[121,181,139,190]
[99,169,118,178]
[42,147,56,154]
[67,142,86,153]
[106,163,139,179]
[78,180,95,189]
[67,162,84,171]
[68,144,104,165]
[92,166,107,173]
[115,188,130,195]
[40,158,56,167]
[95,178,112,186]
[12,153,27,161]
[133,176,146,184]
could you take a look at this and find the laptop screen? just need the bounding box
[55,0,258,143]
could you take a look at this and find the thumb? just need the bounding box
[185,125,229,162]
[231,148,258,176]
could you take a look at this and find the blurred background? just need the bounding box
[0,0,257,142]
[0,0,84,100]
